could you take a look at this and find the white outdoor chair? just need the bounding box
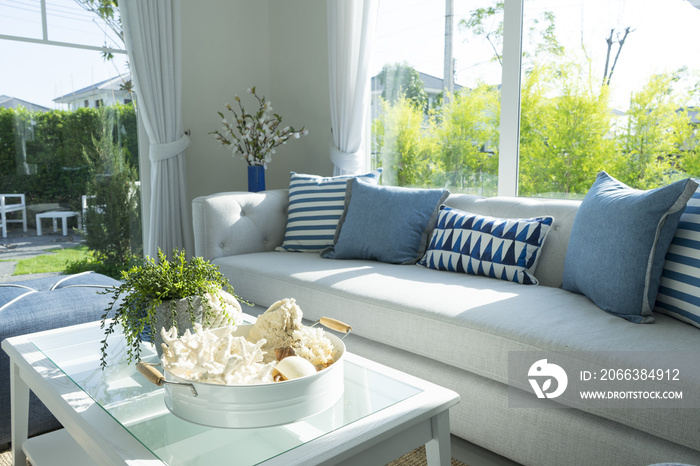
[0,194,28,238]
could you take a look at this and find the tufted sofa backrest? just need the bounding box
[193,190,289,261]
[192,190,581,289]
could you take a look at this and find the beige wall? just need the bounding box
[181,0,331,206]
[268,0,333,185]
[181,0,269,202]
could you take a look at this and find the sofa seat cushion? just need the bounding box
[215,251,700,452]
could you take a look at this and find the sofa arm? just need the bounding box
[192,190,289,261]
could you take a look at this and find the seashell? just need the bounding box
[274,346,296,361]
[273,356,317,381]
[248,298,303,355]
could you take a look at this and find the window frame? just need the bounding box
[0,0,125,56]
[498,0,524,197]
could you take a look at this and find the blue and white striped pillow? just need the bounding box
[277,170,382,252]
[655,186,700,329]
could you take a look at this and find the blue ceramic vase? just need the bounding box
[247,165,266,192]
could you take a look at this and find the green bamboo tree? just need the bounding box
[431,85,499,194]
[612,72,688,189]
[519,61,618,196]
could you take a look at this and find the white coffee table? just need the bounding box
[3,319,459,465]
[35,211,78,236]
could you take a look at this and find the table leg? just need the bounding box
[35,215,42,236]
[10,360,29,466]
[425,410,451,466]
[52,218,58,233]
[61,217,68,236]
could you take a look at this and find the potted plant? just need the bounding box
[99,249,244,369]
[210,86,308,192]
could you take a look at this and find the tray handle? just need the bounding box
[136,361,198,397]
[137,361,166,385]
[315,317,352,338]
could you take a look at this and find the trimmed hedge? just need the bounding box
[0,104,138,211]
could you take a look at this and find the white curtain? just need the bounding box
[120,0,193,258]
[327,0,378,176]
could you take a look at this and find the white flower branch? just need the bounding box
[210,86,308,167]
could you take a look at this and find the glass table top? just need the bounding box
[29,322,423,465]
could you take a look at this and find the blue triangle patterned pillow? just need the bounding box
[418,206,554,285]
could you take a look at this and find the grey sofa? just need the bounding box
[0,272,120,449]
[193,190,700,466]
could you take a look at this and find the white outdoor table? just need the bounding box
[2,318,459,466]
[35,211,78,236]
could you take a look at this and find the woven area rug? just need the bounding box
[0,449,25,466]
[389,445,468,465]
[0,445,467,465]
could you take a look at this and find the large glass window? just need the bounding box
[371,0,503,196]
[372,0,700,197]
[0,0,141,274]
[519,0,700,197]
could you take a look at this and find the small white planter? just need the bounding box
[151,297,203,356]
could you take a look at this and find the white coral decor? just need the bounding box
[160,324,275,385]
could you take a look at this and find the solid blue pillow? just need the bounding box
[562,172,698,323]
[419,206,553,285]
[321,179,449,264]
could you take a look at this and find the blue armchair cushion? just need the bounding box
[0,272,121,447]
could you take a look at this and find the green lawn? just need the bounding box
[1,245,90,275]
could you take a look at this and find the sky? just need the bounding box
[2,0,700,111]
[372,0,700,110]
[0,0,128,109]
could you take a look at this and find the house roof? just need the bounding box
[418,72,463,92]
[0,95,51,112]
[683,107,700,125]
[53,73,131,103]
[371,70,463,94]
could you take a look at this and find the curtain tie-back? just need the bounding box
[329,138,363,174]
[149,134,191,162]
